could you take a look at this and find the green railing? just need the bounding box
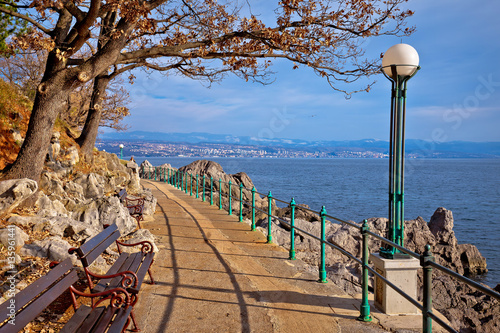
[140,165,500,333]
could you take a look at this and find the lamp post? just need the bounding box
[380,43,420,259]
[119,144,124,159]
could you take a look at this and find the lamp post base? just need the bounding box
[371,252,420,315]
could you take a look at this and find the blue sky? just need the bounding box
[119,0,500,142]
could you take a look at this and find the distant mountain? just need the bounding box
[98,131,500,157]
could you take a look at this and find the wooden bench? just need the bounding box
[117,189,145,229]
[68,223,155,331]
[0,258,133,333]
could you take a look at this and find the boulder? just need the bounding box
[0,179,38,217]
[21,236,78,265]
[64,146,80,166]
[36,193,69,217]
[429,207,457,246]
[0,226,29,251]
[75,173,107,198]
[458,243,487,276]
[32,216,101,242]
[96,196,136,235]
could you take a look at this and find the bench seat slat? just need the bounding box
[92,306,118,333]
[135,252,155,288]
[75,306,105,333]
[60,305,93,333]
[0,258,74,325]
[108,306,133,333]
[1,270,78,332]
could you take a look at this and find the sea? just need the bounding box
[132,156,500,287]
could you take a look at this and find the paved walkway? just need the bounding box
[133,180,426,333]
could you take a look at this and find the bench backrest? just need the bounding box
[72,223,121,267]
[117,189,127,201]
[0,258,77,333]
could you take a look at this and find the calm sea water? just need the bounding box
[134,156,500,287]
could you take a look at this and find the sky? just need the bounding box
[117,0,500,143]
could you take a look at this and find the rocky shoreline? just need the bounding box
[141,159,499,333]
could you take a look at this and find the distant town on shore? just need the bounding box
[97,131,500,159]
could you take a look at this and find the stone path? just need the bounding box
[133,180,427,333]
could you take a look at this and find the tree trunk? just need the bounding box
[77,75,111,162]
[2,78,70,183]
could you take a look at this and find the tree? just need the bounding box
[0,0,413,182]
[0,48,130,132]
[0,0,28,56]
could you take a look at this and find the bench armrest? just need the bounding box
[116,239,154,254]
[124,197,145,207]
[126,204,143,215]
[86,269,139,290]
[69,285,132,309]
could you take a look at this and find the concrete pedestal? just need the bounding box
[370,253,420,315]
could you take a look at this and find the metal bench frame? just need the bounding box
[69,223,155,331]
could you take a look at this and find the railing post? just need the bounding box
[167,168,170,184]
[251,187,256,231]
[181,171,184,190]
[219,179,223,210]
[228,180,232,215]
[196,175,199,198]
[358,219,372,322]
[239,184,243,222]
[185,173,188,193]
[318,206,327,283]
[421,244,434,333]
[267,191,273,244]
[202,175,206,202]
[153,167,156,181]
[289,198,296,260]
[190,174,193,196]
[163,167,166,183]
[210,177,214,205]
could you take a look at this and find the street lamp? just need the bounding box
[119,144,124,159]
[380,44,420,259]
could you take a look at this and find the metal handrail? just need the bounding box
[140,165,500,333]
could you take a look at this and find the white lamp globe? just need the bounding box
[382,44,419,78]
[119,144,124,149]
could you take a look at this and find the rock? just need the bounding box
[65,146,80,166]
[457,243,487,276]
[63,181,85,201]
[96,196,136,235]
[11,129,24,145]
[8,215,46,227]
[138,188,157,217]
[74,173,105,199]
[139,160,154,178]
[21,236,78,265]
[0,226,29,251]
[39,171,66,198]
[0,179,38,217]
[429,207,457,246]
[36,193,69,217]
[32,216,101,242]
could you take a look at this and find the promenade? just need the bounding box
[134,180,425,332]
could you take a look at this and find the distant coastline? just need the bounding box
[97,137,500,159]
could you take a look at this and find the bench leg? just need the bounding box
[122,317,131,333]
[134,215,143,229]
[130,309,141,332]
[148,267,156,285]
